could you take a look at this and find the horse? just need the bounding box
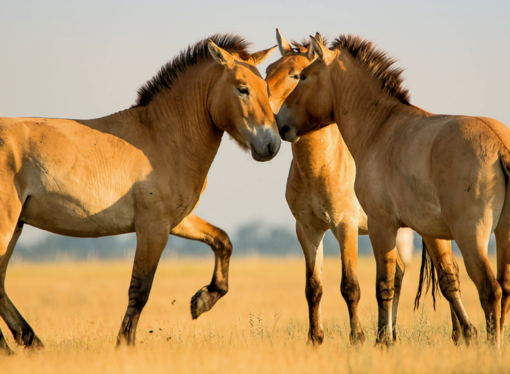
[276,34,505,346]
[267,30,464,345]
[0,34,279,353]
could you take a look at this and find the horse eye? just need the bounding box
[300,74,307,81]
[237,87,250,95]
[291,74,300,80]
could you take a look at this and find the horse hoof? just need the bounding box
[307,330,324,346]
[190,287,213,320]
[350,329,366,345]
[463,324,478,347]
[374,337,393,348]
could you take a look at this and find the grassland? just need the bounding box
[1,256,508,373]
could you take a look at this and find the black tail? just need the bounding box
[414,239,440,311]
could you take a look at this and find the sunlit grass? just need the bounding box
[1,257,506,373]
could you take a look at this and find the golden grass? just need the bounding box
[1,256,507,373]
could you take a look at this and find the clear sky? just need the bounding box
[1,0,509,245]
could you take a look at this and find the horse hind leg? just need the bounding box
[170,214,233,320]
[391,251,404,342]
[419,237,476,345]
[448,256,464,344]
[453,230,501,347]
[495,202,510,340]
[0,222,44,350]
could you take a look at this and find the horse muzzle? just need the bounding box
[275,105,301,143]
[278,125,300,143]
[249,126,281,162]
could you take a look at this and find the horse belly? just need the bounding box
[20,187,136,237]
[18,156,140,238]
[396,197,453,239]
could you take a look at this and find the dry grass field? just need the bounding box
[1,256,508,374]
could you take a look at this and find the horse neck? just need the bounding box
[291,125,346,178]
[139,64,224,174]
[332,54,409,161]
[87,63,224,183]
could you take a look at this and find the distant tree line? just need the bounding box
[12,221,496,262]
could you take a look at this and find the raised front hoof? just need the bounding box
[350,329,366,346]
[190,286,216,320]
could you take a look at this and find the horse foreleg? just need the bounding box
[332,221,365,344]
[171,214,232,320]
[369,219,398,347]
[296,221,325,346]
[116,225,169,346]
[0,222,44,350]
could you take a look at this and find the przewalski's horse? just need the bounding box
[266,31,368,345]
[277,34,510,347]
[0,34,279,353]
[266,30,464,346]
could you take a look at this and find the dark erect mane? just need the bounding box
[331,35,410,105]
[134,34,251,107]
[290,37,329,52]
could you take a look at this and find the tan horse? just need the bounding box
[266,31,368,344]
[278,34,509,346]
[267,30,464,345]
[0,34,278,353]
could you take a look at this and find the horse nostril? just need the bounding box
[279,125,290,137]
[267,142,272,154]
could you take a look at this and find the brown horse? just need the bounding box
[267,30,464,345]
[278,34,509,346]
[0,34,278,353]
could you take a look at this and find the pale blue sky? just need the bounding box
[1,0,509,244]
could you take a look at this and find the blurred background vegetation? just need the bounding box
[12,222,496,262]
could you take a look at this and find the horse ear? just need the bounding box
[310,35,334,64]
[208,40,235,69]
[276,28,293,56]
[250,45,277,66]
[315,32,324,45]
[305,42,316,61]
